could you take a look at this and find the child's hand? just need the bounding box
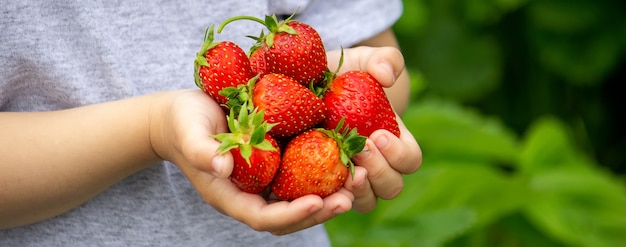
[149,45,423,233]
[327,46,423,213]
[347,118,422,213]
[149,90,354,235]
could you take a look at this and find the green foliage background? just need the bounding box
[326,0,626,246]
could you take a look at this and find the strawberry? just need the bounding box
[253,73,326,137]
[318,51,401,137]
[212,105,281,194]
[271,120,366,201]
[322,70,400,137]
[221,73,326,138]
[194,25,254,105]
[248,45,270,77]
[218,13,327,86]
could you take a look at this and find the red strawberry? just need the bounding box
[218,13,327,86]
[315,50,400,137]
[221,73,326,138]
[248,45,270,77]
[254,73,326,137]
[322,70,400,137]
[271,120,366,201]
[212,105,281,194]
[194,25,254,105]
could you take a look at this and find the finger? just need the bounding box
[271,189,354,235]
[343,166,377,213]
[188,164,352,235]
[352,139,404,200]
[362,47,405,88]
[179,121,233,178]
[327,47,405,88]
[201,176,327,234]
[175,93,233,178]
[183,168,319,235]
[370,119,422,175]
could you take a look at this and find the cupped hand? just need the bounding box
[149,89,355,235]
[346,118,421,213]
[327,46,423,213]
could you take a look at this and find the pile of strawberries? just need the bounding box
[193,13,400,201]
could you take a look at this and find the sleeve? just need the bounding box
[272,0,404,51]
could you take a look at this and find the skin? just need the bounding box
[337,28,422,213]
[0,28,422,235]
[351,28,411,115]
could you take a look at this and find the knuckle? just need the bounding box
[378,179,404,200]
[247,221,267,232]
[367,163,388,182]
[354,198,377,213]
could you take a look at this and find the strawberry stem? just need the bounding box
[217,13,297,49]
[218,16,266,34]
[314,47,345,97]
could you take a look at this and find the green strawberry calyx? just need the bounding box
[193,24,221,89]
[211,103,277,166]
[318,117,366,178]
[218,74,259,113]
[312,47,345,97]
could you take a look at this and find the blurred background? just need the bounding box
[326,0,626,246]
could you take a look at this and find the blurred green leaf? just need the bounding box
[520,116,626,246]
[373,161,527,229]
[494,0,528,11]
[462,0,501,25]
[518,116,585,173]
[408,68,428,99]
[329,0,626,246]
[460,0,528,25]
[394,0,429,34]
[402,99,519,164]
[393,0,428,68]
[526,0,603,34]
[415,16,502,101]
[525,168,626,247]
[325,210,371,246]
[526,0,624,85]
[530,28,622,85]
[368,207,476,247]
[478,213,568,247]
[329,207,475,247]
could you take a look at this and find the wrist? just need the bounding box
[147,91,181,163]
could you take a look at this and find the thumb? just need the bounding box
[175,112,233,178]
[209,151,234,178]
[162,90,234,178]
[362,47,405,88]
[327,46,405,88]
[186,132,233,178]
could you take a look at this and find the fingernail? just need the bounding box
[353,177,365,190]
[380,62,396,82]
[354,150,370,160]
[308,204,322,214]
[211,156,224,177]
[375,135,389,150]
[333,206,347,215]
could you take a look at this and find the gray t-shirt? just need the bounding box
[0,1,402,246]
